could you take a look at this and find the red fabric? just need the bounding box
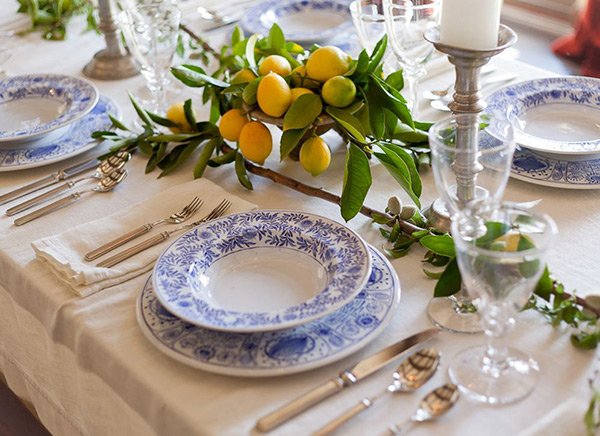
[552,0,600,77]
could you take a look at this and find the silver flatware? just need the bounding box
[6,152,130,216]
[14,169,128,226]
[313,348,440,436]
[255,328,440,433]
[0,158,99,206]
[96,199,232,268]
[387,383,459,435]
[84,196,204,261]
[422,65,497,100]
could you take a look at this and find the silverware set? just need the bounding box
[191,0,255,31]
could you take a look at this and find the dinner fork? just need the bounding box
[97,199,232,268]
[84,196,204,261]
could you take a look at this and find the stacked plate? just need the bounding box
[0,73,118,171]
[137,210,401,377]
[486,76,600,189]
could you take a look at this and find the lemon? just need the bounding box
[231,69,257,84]
[290,87,314,104]
[165,102,197,133]
[258,55,292,76]
[299,136,331,176]
[306,46,352,82]
[257,72,292,118]
[291,65,320,89]
[238,121,273,165]
[322,76,356,108]
[218,109,249,142]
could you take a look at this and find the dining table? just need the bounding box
[0,1,598,435]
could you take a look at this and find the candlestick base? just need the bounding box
[83,49,140,80]
[424,198,452,233]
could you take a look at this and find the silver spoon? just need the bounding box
[387,383,459,435]
[7,152,131,216]
[312,348,440,436]
[14,169,128,226]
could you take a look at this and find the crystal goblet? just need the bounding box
[382,0,440,114]
[120,0,181,114]
[448,202,556,404]
[427,113,516,334]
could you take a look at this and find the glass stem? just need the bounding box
[450,286,477,314]
[404,73,418,116]
[481,302,511,378]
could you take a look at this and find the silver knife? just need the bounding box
[0,158,99,206]
[254,328,440,433]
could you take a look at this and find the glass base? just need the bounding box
[448,345,539,405]
[427,297,482,334]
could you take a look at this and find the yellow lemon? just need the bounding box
[218,109,249,142]
[258,55,292,76]
[231,69,257,84]
[290,87,314,104]
[306,46,352,82]
[238,121,273,165]
[321,76,356,108]
[299,136,331,176]
[165,102,197,133]
[257,72,292,118]
[291,65,320,89]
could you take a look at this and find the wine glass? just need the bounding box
[427,113,516,333]
[382,0,440,114]
[349,0,398,74]
[120,0,181,114]
[448,202,557,404]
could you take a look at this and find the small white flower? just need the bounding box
[400,204,418,220]
[387,196,403,215]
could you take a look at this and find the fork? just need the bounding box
[84,196,203,261]
[97,199,232,268]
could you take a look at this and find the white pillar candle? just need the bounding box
[440,0,503,50]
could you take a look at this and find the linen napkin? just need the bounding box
[32,178,257,297]
[518,397,588,436]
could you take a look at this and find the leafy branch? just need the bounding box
[16,0,97,40]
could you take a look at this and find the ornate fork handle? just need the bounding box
[14,193,82,226]
[84,224,154,261]
[6,180,77,216]
[97,231,171,268]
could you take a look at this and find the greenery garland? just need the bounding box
[16,0,97,40]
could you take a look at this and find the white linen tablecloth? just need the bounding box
[0,3,597,435]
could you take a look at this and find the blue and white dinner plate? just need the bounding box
[138,245,400,377]
[511,146,600,189]
[0,74,99,143]
[240,0,354,44]
[152,210,372,332]
[486,76,600,155]
[0,95,119,172]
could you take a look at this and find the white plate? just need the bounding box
[240,0,354,44]
[0,96,119,172]
[511,146,600,189]
[152,210,371,332]
[0,74,99,143]
[486,76,600,155]
[138,245,400,377]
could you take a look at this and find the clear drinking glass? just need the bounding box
[382,0,440,113]
[427,113,516,334]
[120,0,181,113]
[448,203,556,404]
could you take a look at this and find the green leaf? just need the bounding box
[280,126,310,161]
[420,234,455,258]
[423,268,444,279]
[231,26,244,45]
[374,150,421,207]
[475,222,511,246]
[353,49,370,76]
[245,33,259,73]
[367,35,387,73]
[341,143,372,221]
[434,259,462,297]
[184,99,197,130]
[194,137,220,178]
[326,107,366,143]
[146,111,178,128]
[379,142,422,197]
[235,151,253,190]
[158,141,201,177]
[368,74,414,128]
[108,114,129,131]
[283,94,323,131]
[386,70,404,91]
[365,86,384,139]
[391,122,429,143]
[268,23,285,49]
[171,65,229,88]
[242,77,262,105]
[534,266,553,301]
[208,150,237,167]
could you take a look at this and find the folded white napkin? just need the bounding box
[518,397,588,436]
[32,178,257,297]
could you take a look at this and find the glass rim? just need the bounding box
[450,203,558,258]
[384,0,442,10]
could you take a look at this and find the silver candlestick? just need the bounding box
[83,0,140,80]
[424,24,517,232]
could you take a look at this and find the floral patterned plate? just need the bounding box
[486,76,600,155]
[152,210,371,332]
[139,245,399,377]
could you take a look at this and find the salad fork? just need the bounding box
[84,196,204,261]
[97,199,232,268]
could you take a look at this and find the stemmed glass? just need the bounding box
[449,203,556,404]
[428,113,516,333]
[120,0,181,114]
[382,0,440,114]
